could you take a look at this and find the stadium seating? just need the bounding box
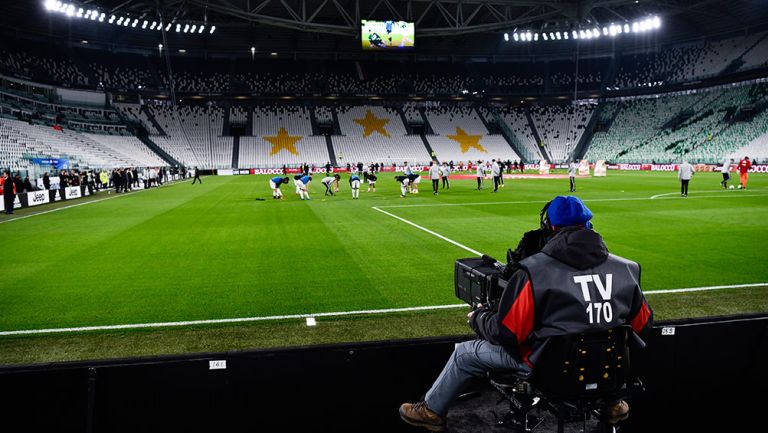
[113,103,162,135]
[494,106,544,162]
[423,106,520,163]
[587,81,768,163]
[238,105,328,167]
[529,104,595,162]
[333,105,430,165]
[148,105,232,168]
[0,118,153,169]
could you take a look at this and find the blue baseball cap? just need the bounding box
[547,196,593,228]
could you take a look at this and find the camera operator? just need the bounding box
[399,196,654,432]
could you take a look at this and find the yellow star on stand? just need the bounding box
[447,127,487,153]
[354,110,390,137]
[265,127,302,156]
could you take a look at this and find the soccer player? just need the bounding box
[407,173,421,194]
[439,162,450,189]
[568,160,578,192]
[395,175,410,198]
[498,160,505,188]
[429,161,440,195]
[270,176,289,199]
[349,174,361,199]
[678,160,694,197]
[296,174,312,200]
[367,173,378,192]
[737,156,752,189]
[720,157,733,189]
[403,161,414,177]
[491,159,501,193]
[475,160,484,190]
[321,174,340,196]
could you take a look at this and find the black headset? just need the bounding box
[539,200,553,235]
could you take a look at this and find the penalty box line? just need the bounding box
[371,206,483,256]
[0,283,765,336]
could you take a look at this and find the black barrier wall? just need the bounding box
[0,314,766,433]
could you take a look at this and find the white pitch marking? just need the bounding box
[376,191,768,209]
[643,282,768,294]
[649,189,760,199]
[372,206,483,256]
[0,283,764,336]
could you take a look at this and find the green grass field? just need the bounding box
[1,170,767,365]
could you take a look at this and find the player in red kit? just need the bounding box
[737,156,752,189]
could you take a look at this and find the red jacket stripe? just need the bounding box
[501,280,535,346]
[630,302,652,334]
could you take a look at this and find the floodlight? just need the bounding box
[150,21,156,29]
[503,32,509,41]
[603,27,608,36]
[84,10,91,18]
[563,32,569,39]
[91,11,98,21]
[653,16,661,29]
[44,0,58,11]
[198,25,205,33]
[190,24,196,33]
[632,22,639,32]
[165,23,172,31]
[117,16,123,25]
[183,24,189,33]
[158,43,163,49]
[513,33,519,41]
[109,15,115,23]
[250,46,255,53]
[76,8,83,18]
[66,5,75,17]
[543,33,548,41]
[593,28,600,38]
[210,25,216,34]
[99,13,105,22]
[132,19,138,27]
[572,30,578,39]
[533,33,538,41]
[142,20,148,29]
[176,24,181,32]
[624,24,630,33]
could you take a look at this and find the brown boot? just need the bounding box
[399,401,446,431]
[607,400,629,424]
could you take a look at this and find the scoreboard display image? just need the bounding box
[361,20,415,50]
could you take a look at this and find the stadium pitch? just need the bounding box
[1,171,766,363]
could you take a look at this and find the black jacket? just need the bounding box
[470,227,653,366]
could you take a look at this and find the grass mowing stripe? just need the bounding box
[371,206,484,255]
[0,282,764,337]
[0,180,187,224]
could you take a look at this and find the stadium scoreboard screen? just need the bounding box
[361,20,415,51]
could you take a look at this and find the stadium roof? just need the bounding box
[3,0,768,59]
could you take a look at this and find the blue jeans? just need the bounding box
[424,339,530,416]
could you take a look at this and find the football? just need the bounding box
[729,185,735,189]
[737,185,743,189]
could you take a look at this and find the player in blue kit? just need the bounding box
[269,176,289,199]
[349,174,361,199]
[295,174,312,200]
